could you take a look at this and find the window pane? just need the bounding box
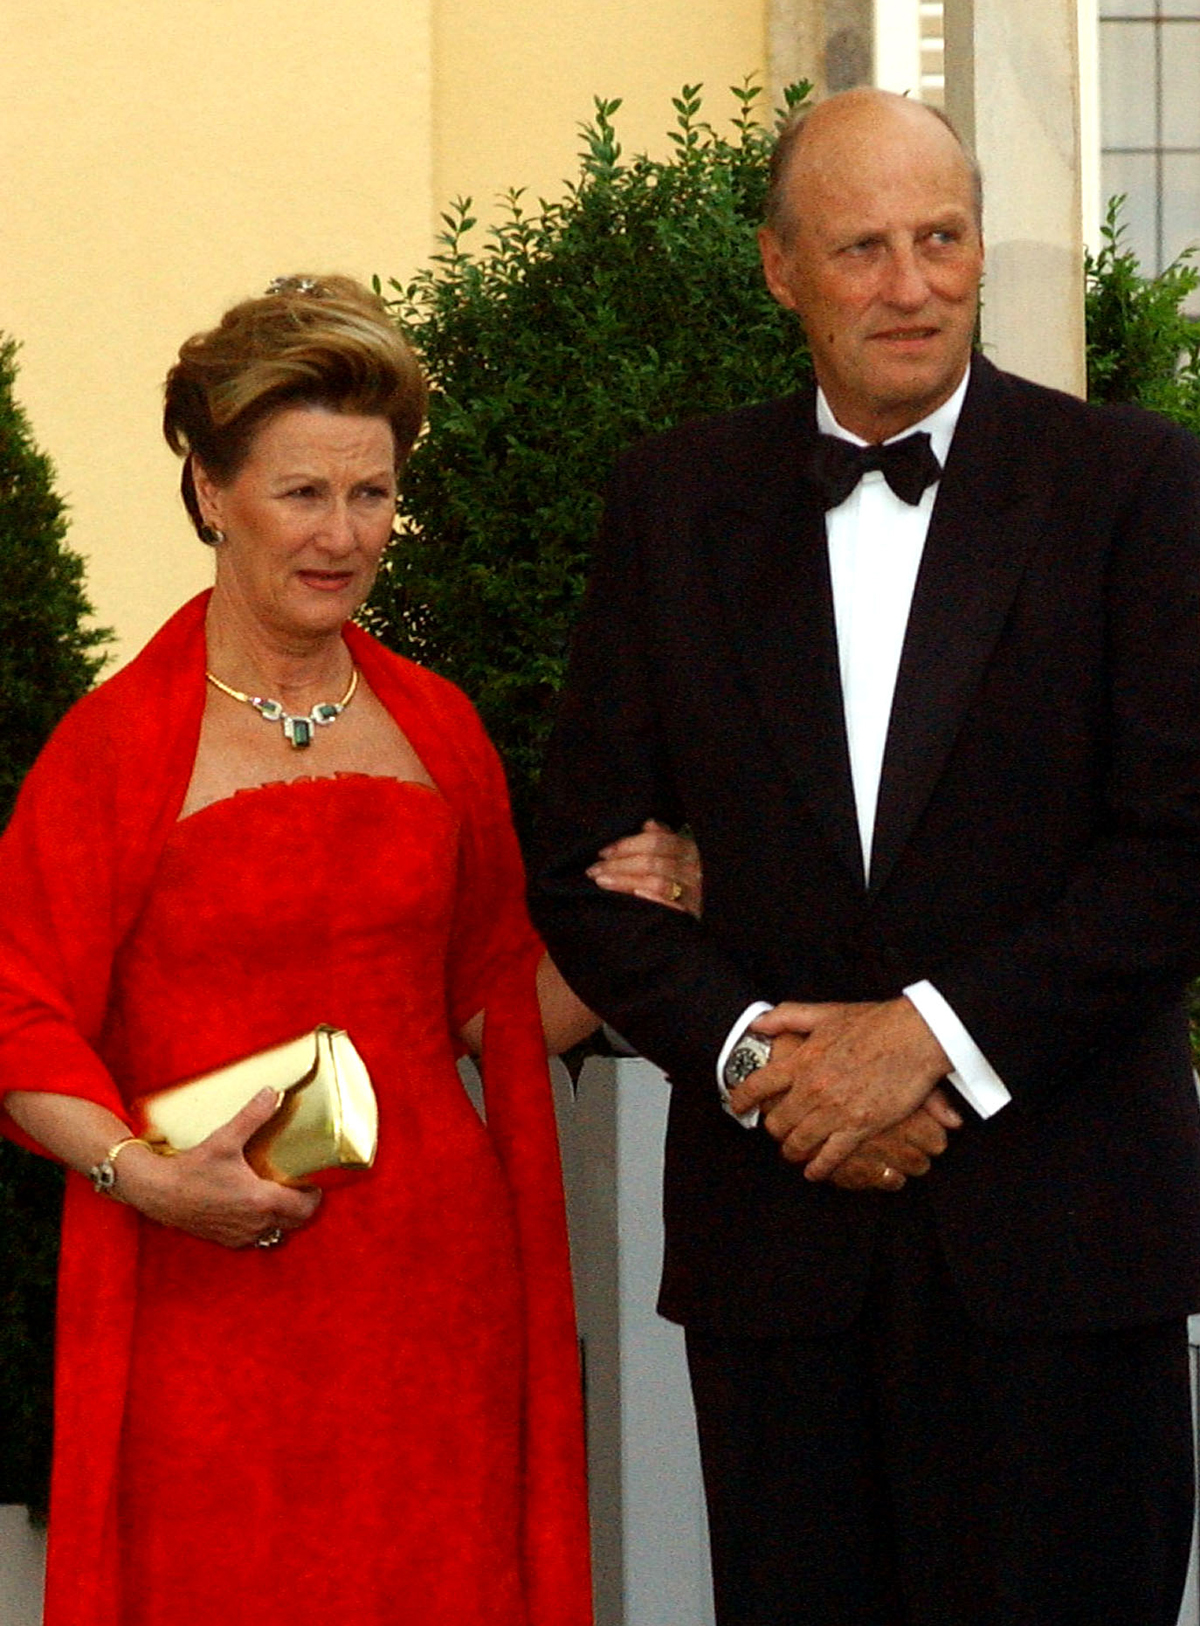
[1100,22,1158,148]
[1162,153,1200,268]
[1100,0,1154,15]
[1101,151,1160,269]
[1162,23,1200,145]
[1161,0,1200,18]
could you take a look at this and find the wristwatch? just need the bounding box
[723,1031,772,1090]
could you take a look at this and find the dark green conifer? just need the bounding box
[0,336,110,824]
[0,334,109,1513]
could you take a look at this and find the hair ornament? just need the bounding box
[264,275,321,298]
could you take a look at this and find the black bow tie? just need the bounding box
[808,430,943,510]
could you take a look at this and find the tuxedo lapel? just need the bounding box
[868,358,1041,894]
[705,363,1044,897]
[710,393,865,888]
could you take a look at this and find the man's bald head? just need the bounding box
[765,89,983,246]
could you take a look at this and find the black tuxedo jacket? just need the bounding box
[530,356,1200,1337]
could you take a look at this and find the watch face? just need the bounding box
[726,1037,770,1088]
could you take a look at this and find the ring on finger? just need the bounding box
[670,880,683,902]
[256,1226,285,1249]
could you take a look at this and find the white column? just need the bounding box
[768,0,828,103]
[571,1056,715,1626]
[943,0,1088,398]
[0,1506,46,1626]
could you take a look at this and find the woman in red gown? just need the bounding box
[0,276,700,1625]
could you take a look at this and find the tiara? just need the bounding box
[264,275,321,298]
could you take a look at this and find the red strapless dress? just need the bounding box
[97,774,541,1623]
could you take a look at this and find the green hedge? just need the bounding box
[1085,196,1200,426]
[366,81,813,840]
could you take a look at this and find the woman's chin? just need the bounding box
[277,581,366,637]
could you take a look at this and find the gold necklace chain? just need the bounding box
[205,666,359,750]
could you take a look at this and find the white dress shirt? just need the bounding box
[718,369,1011,1122]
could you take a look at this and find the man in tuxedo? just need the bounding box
[530,88,1200,1625]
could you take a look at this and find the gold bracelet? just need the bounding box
[89,1135,152,1197]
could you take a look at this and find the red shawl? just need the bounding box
[0,591,591,1625]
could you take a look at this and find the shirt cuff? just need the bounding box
[716,1002,773,1128]
[904,980,1011,1119]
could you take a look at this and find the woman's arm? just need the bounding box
[458,952,595,1055]
[536,952,600,1055]
[538,820,703,1054]
[457,823,704,1056]
[5,1088,319,1248]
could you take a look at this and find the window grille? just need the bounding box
[1099,0,1200,279]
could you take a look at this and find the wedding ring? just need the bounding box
[670,880,683,902]
[256,1227,285,1249]
[881,1167,895,1182]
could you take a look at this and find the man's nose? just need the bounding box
[881,242,930,309]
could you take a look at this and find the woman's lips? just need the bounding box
[297,570,354,591]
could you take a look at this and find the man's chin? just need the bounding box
[861,364,969,432]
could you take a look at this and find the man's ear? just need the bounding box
[758,225,800,315]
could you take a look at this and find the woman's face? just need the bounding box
[195,406,397,646]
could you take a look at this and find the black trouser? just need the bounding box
[686,1189,1194,1626]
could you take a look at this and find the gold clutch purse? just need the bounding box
[131,1025,378,1186]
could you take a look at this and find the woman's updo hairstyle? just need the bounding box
[163,274,427,540]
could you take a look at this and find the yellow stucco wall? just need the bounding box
[2,0,765,665]
[433,0,767,220]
